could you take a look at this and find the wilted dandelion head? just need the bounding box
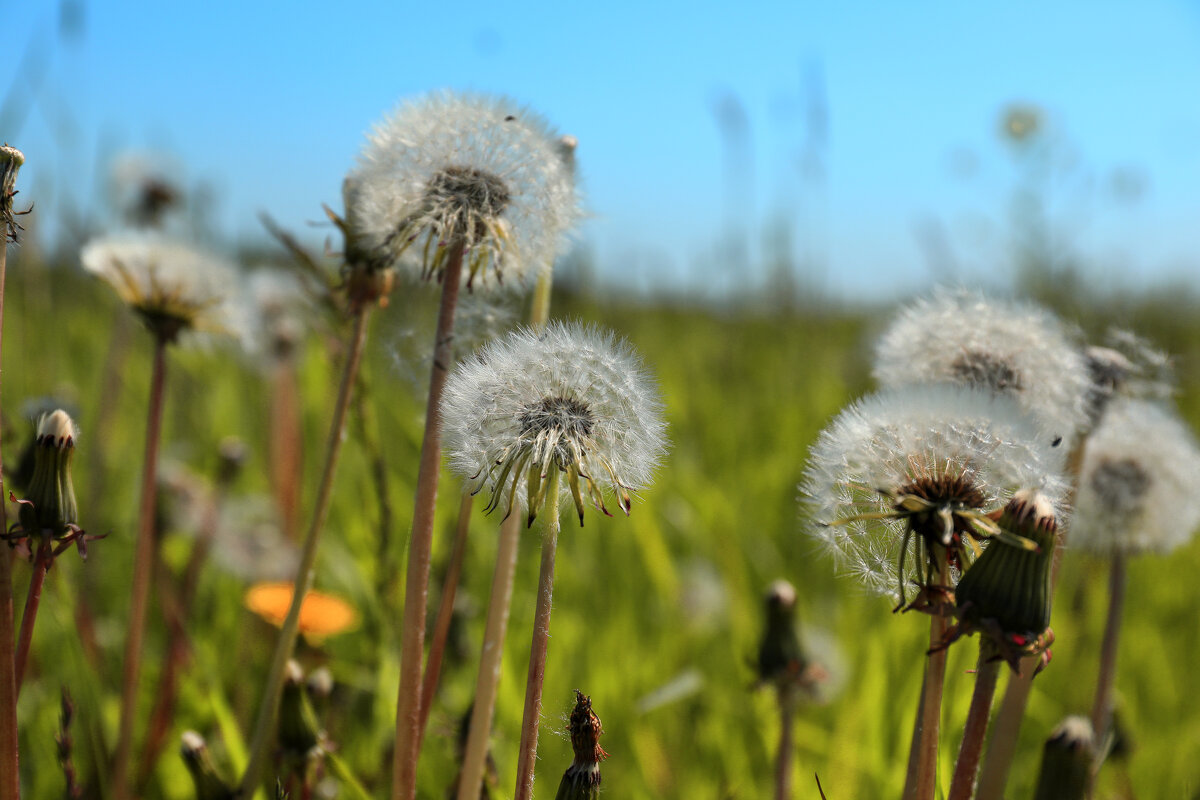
[441,321,667,527]
[81,233,245,342]
[873,287,1090,449]
[346,91,580,290]
[802,385,1066,605]
[1084,328,1175,424]
[1073,398,1200,555]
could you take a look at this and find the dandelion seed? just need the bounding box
[80,233,246,342]
[441,321,667,526]
[873,287,1090,449]
[802,385,1066,606]
[1072,398,1200,555]
[346,91,580,290]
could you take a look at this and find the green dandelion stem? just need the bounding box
[514,469,563,800]
[456,510,522,800]
[238,305,373,798]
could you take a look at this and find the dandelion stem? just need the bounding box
[456,510,521,800]
[908,547,949,800]
[271,360,303,542]
[514,469,562,800]
[0,199,20,800]
[1090,552,1126,750]
[418,491,474,745]
[13,539,52,689]
[903,673,926,793]
[239,305,373,798]
[947,649,1001,800]
[774,686,798,800]
[393,238,466,800]
[112,334,170,800]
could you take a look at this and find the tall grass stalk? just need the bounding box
[112,334,170,800]
[947,649,1001,800]
[392,239,466,800]
[0,144,22,800]
[514,469,563,800]
[456,511,522,800]
[239,306,373,796]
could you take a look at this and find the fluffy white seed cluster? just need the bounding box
[873,287,1091,449]
[347,91,581,290]
[1072,398,1200,555]
[81,232,246,341]
[802,384,1067,600]
[441,321,667,525]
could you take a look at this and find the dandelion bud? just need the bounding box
[278,660,323,759]
[952,489,1057,671]
[553,691,607,800]
[216,436,248,487]
[1032,716,1094,800]
[180,730,236,800]
[1,144,24,241]
[756,580,807,688]
[19,410,79,537]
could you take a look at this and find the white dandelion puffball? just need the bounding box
[1073,398,1200,555]
[873,287,1090,449]
[441,321,667,526]
[347,91,581,290]
[81,232,246,341]
[802,385,1067,600]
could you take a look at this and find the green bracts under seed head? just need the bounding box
[19,410,79,537]
[955,489,1057,637]
[1032,716,1094,800]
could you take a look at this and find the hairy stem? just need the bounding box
[418,491,474,745]
[908,547,949,800]
[112,335,169,800]
[513,470,562,800]
[239,306,372,797]
[1090,552,1126,749]
[13,540,51,688]
[0,231,18,800]
[947,650,1001,800]
[392,239,466,800]
[455,511,521,800]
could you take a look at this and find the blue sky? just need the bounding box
[5,1,1200,299]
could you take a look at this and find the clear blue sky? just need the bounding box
[5,1,1200,299]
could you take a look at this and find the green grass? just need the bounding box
[7,256,1200,798]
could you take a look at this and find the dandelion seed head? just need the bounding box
[347,91,581,290]
[1084,328,1175,423]
[1073,398,1200,555]
[244,268,313,362]
[802,385,1067,601]
[441,321,667,525]
[81,232,247,342]
[873,287,1090,449]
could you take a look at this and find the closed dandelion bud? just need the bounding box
[180,730,236,800]
[1032,716,1094,800]
[756,580,806,688]
[19,410,79,537]
[278,660,323,759]
[554,691,607,800]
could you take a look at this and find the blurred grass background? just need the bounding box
[6,248,1200,798]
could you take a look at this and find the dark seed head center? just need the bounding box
[427,165,511,219]
[951,349,1024,394]
[518,395,595,441]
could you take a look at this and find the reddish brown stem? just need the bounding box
[271,361,303,541]
[910,547,949,800]
[112,335,169,800]
[0,180,20,800]
[1090,552,1126,747]
[947,651,1001,800]
[13,540,52,688]
[392,240,466,800]
[774,687,798,800]
[418,491,473,745]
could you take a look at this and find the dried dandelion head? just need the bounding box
[81,233,246,342]
[803,385,1066,608]
[442,322,666,527]
[1073,398,1200,555]
[873,287,1090,449]
[346,91,580,291]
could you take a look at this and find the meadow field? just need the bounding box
[4,230,1200,799]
